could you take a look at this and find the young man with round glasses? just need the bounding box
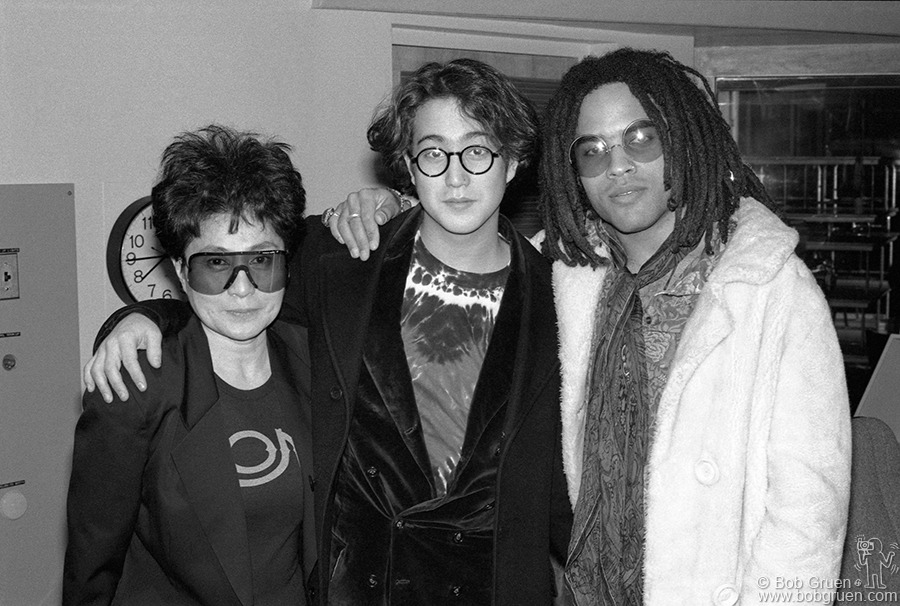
[82,60,572,605]
[306,58,571,606]
[328,49,852,605]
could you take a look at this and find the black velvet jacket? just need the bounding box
[298,209,572,605]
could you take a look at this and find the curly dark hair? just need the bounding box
[151,124,306,260]
[367,58,539,194]
[539,48,774,267]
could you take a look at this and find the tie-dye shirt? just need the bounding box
[400,232,510,497]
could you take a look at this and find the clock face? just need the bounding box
[107,197,186,303]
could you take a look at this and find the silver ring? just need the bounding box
[348,213,361,220]
[321,207,337,226]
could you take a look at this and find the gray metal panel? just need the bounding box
[0,184,80,605]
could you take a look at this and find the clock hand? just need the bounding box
[133,258,166,283]
[125,254,166,262]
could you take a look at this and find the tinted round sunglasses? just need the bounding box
[568,119,663,178]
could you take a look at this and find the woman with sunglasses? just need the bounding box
[63,125,316,605]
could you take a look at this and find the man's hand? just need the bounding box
[324,188,412,261]
[82,313,164,403]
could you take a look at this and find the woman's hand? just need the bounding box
[83,314,163,403]
[322,188,416,260]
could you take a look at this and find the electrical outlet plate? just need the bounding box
[0,250,20,300]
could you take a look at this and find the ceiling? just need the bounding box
[549,21,900,48]
[315,0,900,47]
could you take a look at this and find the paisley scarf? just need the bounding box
[568,229,687,606]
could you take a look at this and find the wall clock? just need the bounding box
[106,196,185,303]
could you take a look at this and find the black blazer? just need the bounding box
[298,208,572,605]
[63,316,316,606]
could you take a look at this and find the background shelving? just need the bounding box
[746,156,900,367]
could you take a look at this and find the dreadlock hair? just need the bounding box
[367,58,539,195]
[539,47,774,267]
[152,124,307,262]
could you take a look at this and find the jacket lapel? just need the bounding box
[361,233,433,482]
[466,223,560,463]
[319,254,376,405]
[170,317,254,606]
[647,280,733,467]
[654,200,797,449]
[321,209,432,476]
[454,253,521,471]
[269,323,318,580]
[317,212,423,419]
[553,260,608,506]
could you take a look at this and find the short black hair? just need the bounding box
[367,58,539,194]
[152,124,306,260]
[539,48,774,267]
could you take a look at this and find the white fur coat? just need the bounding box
[545,199,852,606]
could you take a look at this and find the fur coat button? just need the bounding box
[712,583,739,605]
[694,458,720,485]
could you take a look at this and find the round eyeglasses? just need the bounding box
[411,145,501,177]
[568,119,663,178]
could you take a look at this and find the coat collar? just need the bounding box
[655,199,798,390]
[494,216,559,441]
[707,198,798,288]
[360,232,433,482]
[317,206,423,409]
[177,315,219,429]
[649,198,797,455]
[551,260,608,508]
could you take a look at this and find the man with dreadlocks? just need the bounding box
[534,48,851,605]
[321,49,851,606]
